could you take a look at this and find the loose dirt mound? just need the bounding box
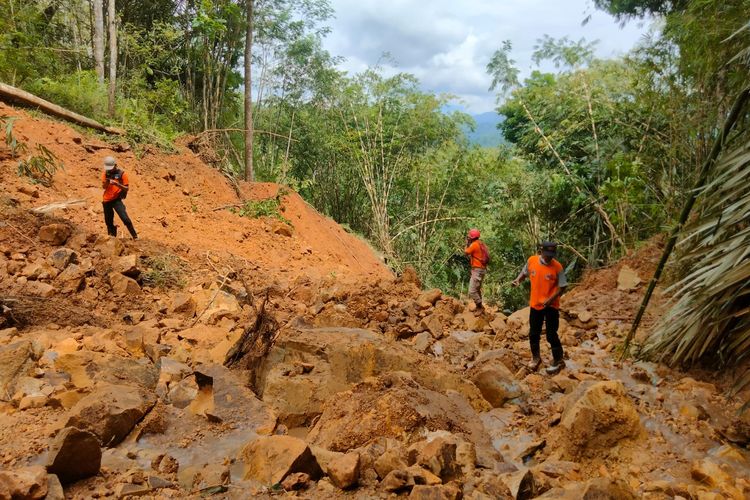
[0,102,389,285]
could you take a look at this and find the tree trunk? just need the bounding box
[107,0,117,118]
[93,0,105,84]
[0,83,124,135]
[244,0,254,182]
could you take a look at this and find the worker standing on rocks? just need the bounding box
[101,156,138,240]
[464,228,490,313]
[512,241,567,374]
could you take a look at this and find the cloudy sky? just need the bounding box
[322,0,650,113]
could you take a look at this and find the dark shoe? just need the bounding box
[527,356,542,371]
[545,359,566,375]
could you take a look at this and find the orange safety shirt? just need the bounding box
[102,170,129,202]
[465,240,488,269]
[523,255,567,310]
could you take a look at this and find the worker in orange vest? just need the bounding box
[101,156,138,239]
[512,241,567,374]
[464,228,490,313]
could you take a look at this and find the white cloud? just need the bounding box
[323,0,650,113]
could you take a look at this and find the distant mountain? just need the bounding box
[463,112,506,148]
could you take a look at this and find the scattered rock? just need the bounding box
[617,265,642,291]
[500,469,536,500]
[327,451,360,489]
[114,483,152,498]
[409,484,462,500]
[115,254,140,278]
[0,340,34,397]
[0,466,48,500]
[374,442,408,479]
[414,437,460,481]
[18,184,40,198]
[469,361,525,408]
[48,248,77,271]
[109,272,141,296]
[417,289,442,307]
[45,474,65,500]
[273,222,293,237]
[171,293,196,317]
[240,435,323,485]
[281,472,311,491]
[46,427,102,484]
[65,384,158,446]
[39,224,72,246]
[557,381,642,459]
[420,314,444,339]
[96,236,125,257]
[192,288,241,324]
[55,264,86,293]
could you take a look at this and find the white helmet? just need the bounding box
[104,156,116,171]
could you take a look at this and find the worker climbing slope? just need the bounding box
[101,155,138,240]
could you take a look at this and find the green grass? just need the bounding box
[141,254,187,289]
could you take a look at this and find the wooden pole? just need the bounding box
[620,86,750,359]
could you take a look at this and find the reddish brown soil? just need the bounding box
[0,102,390,286]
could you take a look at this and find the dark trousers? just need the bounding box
[103,199,137,238]
[529,307,564,362]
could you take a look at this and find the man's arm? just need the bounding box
[542,266,568,306]
[511,262,529,287]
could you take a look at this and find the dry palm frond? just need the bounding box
[641,139,750,375]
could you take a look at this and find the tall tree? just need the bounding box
[244,0,254,181]
[93,0,105,83]
[107,0,117,117]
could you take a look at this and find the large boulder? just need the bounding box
[65,384,157,446]
[468,360,525,408]
[39,224,72,246]
[46,427,102,484]
[307,372,499,466]
[240,435,323,485]
[255,327,489,426]
[0,466,48,499]
[556,381,642,459]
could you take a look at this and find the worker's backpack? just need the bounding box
[478,241,491,266]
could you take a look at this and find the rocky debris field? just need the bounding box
[2,202,750,500]
[1,104,749,499]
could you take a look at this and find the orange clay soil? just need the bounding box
[0,102,390,286]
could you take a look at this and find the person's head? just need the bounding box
[103,156,117,172]
[467,228,481,241]
[538,241,558,263]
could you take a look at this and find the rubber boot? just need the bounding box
[545,359,566,375]
[108,225,118,237]
[527,356,542,371]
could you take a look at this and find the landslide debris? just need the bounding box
[1,105,749,499]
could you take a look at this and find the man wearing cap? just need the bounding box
[512,242,567,374]
[464,228,490,313]
[101,156,138,239]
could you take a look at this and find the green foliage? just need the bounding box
[17,144,64,187]
[0,116,26,158]
[141,254,187,289]
[231,195,289,223]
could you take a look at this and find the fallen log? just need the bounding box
[0,82,125,135]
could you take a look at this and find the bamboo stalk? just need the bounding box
[620,86,750,359]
